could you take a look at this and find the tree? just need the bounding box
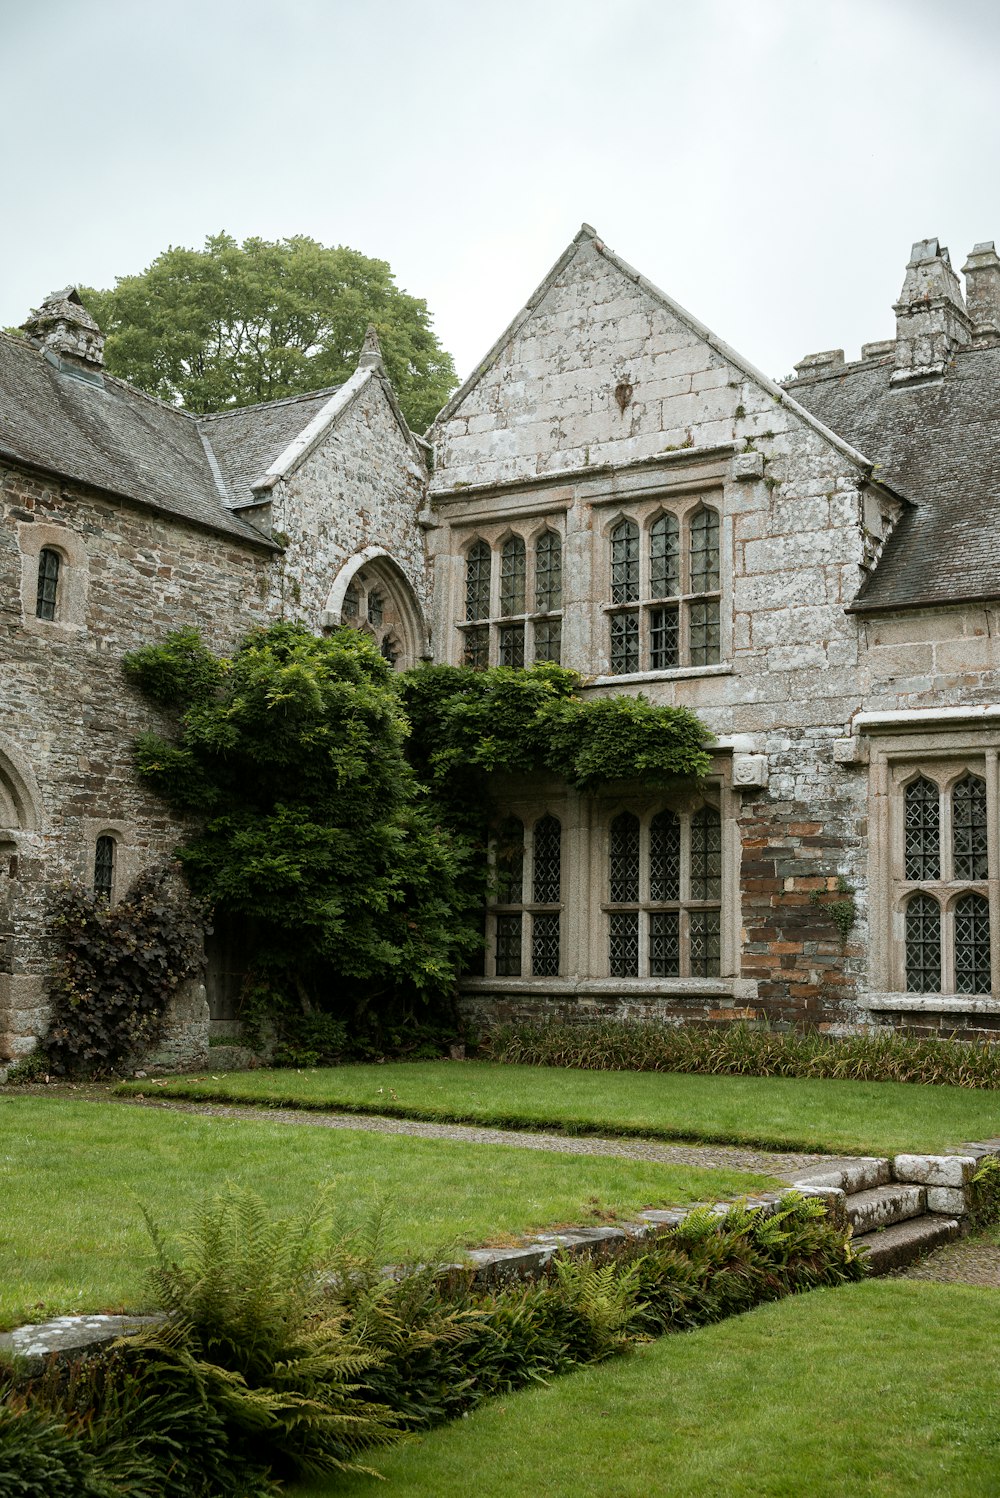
[80,233,458,433]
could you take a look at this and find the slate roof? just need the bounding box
[788,346,1000,612]
[198,386,341,507]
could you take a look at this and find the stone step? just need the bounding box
[845,1183,926,1234]
[792,1157,891,1195]
[852,1215,960,1276]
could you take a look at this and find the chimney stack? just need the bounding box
[21,288,105,383]
[891,239,971,386]
[962,242,1000,340]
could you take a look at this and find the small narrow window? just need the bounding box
[954,892,991,994]
[690,806,722,900]
[953,775,988,881]
[465,540,492,622]
[494,818,524,905]
[535,531,562,613]
[649,810,681,901]
[609,612,639,675]
[94,835,116,900]
[610,520,640,604]
[533,618,561,664]
[367,591,384,626]
[649,605,679,671]
[650,514,679,599]
[609,812,641,904]
[36,548,61,621]
[495,914,523,977]
[342,583,360,620]
[463,625,489,670]
[532,815,561,905]
[498,624,525,669]
[905,892,942,993]
[904,777,940,880]
[689,507,720,593]
[500,537,526,616]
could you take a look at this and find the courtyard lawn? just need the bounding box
[0,1097,778,1331]
[118,1060,1000,1157]
[298,1279,1000,1498]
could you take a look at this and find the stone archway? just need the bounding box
[324,548,428,670]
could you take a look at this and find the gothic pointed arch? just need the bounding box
[0,731,42,834]
[323,547,428,670]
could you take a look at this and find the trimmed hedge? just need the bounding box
[486,1020,1000,1089]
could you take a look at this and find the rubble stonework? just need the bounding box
[2,226,1000,1062]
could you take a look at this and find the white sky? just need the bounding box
[2,0,998,384]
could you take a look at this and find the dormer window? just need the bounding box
[36,548,61,621]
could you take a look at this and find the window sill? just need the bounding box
[460,976,740,999]
[865,991,1000,1014]
[589,664,733,687]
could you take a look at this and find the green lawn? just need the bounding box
[297,1279,1000,1498]
[118,1060,1000,1156]
[0,1097,777,1330]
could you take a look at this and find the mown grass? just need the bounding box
[0,1097,777,1330]
[298,1280,1000,1498]
[117,1060,1000,1156]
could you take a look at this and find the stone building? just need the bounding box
[2,228,999,1064]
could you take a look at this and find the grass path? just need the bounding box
[118,1059,1000,1156]
[297,1280,1000,1498]
[0,1096,778,1330]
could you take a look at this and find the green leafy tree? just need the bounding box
[80,233,458,433]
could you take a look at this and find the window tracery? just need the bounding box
[459,531,564,668]
[607,504,721,675]
[488,813,562,978]
[606,802,722,978]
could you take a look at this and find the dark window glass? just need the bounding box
[689,909,721,977]
[650,514,680,599]
[609,911,639,977]
[36,548,60,621]
[494,818,524,904]
[689,599,721,666]
[955,892,991,995]
[535,531,562,613]
[532,913,560,977]
[610,519,640,604]
[649,810,681,901]
[465,540,491,622]
[498,624,525,668]
[609,812,640,903]
[609,612,639,674]
[463,625,489,670]
[904,777,940,881]
[905,892,942,993]
[690,507,720,593]
[533,618,561,664]
[495,913,522,977]
[532,815,561,905]
[94,835,115,900]
[649,910,680,977]
[649,605,679,670]
[380,635,398,666]
[342,584,360,619]
[500,536,526,616]
[953,775,988,881]
[690,806,722,900]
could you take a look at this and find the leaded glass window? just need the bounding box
[465,540,491,622]
[532,914,560,978]
[609,612,639,675]
[649,910,680,977]
[367,592,384,626]
[532,816,561,905]
[535,531,562,613]
[953,775,988,881]
[464,625,489,670]
[500,536,526,616]
[609,911,639,977]
[649,605,679,671]
[650,514,679,598]
[649,810,680,902]
[689,909,721,977]
[904,777,941,880]
[955,892,991,994]
[495,913,523,977]
[36,548,60,621]
[94,835,115,900]
[690,806,722,901]
[689,599,721,667]
[611,520,640,604]
[534,618,561,664]
[342,583,360,620]
[494,818,524,905]
[690,507,720,593]
[498,624,525,668]
[609,813,640,903]
[905,892,941,993]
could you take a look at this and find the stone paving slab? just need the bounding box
[117,1095,857,1181]
[894,1234,1000,1287]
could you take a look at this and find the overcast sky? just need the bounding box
[2,0,997,384]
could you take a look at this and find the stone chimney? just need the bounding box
[357,323,385,372]
[891,239,971,385]
[962,241,1000,340]
[792,349,845,380]
[21,287,105,383]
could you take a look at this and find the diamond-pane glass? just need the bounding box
[535,531,562,612]
[690,909,721,977]
[465,540,491,622]
[532,913,560,977]
[904,777,940,880]
[649,910,680,977]
[532,815,561,905]
[495,913,523,977]
[493,818,524,904]
[609,911,639,977]
[905,892,942,993]
[689,599,721,666]
[649,810,681,901]
[690,507,720,593]
[500,536,526,616]
[611,520,640,604]
[650,514,680,598]
[953,775,988,881]
[463,625,489,669]
[94,835,115,900]
[955,892,991,995]
[610,612,639,674]
[534,618,561,664]
[36,547,60,621]
[690,806,722,900]
[499,624,525,668]
[649,605,679,670]
[610,813,640,903]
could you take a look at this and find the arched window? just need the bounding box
[488,814,562,978]
[905,892,941,993]
[607,804,722,979]
[610,520,640,605]
[904,776,940,880]
[650,514,680,599]
[955,892,991,994]
[607,505,722,675]
[464,540,492,669]
[953,775,987,881]
[688,507,721,666]
[531,815,562,977]
[498,536,526,668]
[36,548,61,621]
[94,835,116,901]
[342,583,360,620]
[367,591,384,626]
[535,531,562,613]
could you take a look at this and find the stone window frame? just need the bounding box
[600,793,725,980]
[81,820,139,907]
[456,522,565,669]
[486,806,564,978]
[18,521,89,639]
[867,727,1000,1004]
[599,494,725,680]
[323,547,428,670]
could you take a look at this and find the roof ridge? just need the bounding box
[198,384,343,422]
